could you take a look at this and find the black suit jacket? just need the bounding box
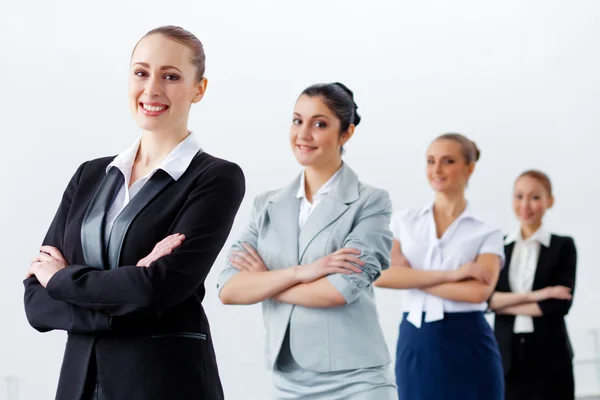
[23,152,245,400]
[493,234,577,377]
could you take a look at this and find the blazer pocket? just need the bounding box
[151,332,207,340]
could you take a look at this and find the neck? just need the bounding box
[521,223,542,240]
[433,191,467,218]
[136,128,190,167]
[303,161,343,202]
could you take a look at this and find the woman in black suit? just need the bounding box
[489,170,577,400]
[23,26,245,400]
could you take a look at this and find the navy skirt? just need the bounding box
[395,312,504,400]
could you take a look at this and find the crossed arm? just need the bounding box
[24,161,245,333]
[374,239,502,304]
[489,238,576,317]
[218,190,394,308]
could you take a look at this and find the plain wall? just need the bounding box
[1,0,599,398]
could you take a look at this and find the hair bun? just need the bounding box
[333,82,361,126]
[470,140,481,162]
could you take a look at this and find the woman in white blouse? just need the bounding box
[489,170,577,400]
[375,133,505,400]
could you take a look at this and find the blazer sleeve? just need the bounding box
[45,162,246,316]
[23,162,112,333]
[538,237,577,316]
[215,194,264,294]
[327,189,393,304]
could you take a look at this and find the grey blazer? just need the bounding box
[217,164,393,372]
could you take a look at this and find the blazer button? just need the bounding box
[351,288,358,294]
[520,337,526,344]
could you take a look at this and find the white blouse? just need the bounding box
[104,133,202,244]
[390,203,505,328]
[505,226,551,333]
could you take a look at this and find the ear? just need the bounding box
[339,124,355,147]
[547,195,555,209]
[192,78,208,104]
[466,162,476,177]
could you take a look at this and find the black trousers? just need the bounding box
[505,333,574,400]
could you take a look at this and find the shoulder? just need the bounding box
[79,156,117,175]
[550,233,576,251]
[188,152,245,183]
[357,183,392,209]
[391,207,424,227]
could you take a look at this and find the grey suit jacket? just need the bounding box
[217,164,393,372]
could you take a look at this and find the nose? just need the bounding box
[297,124,312,141]
[144,75,163,98]
[434,162,443,174]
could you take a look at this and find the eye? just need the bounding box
[292,118,302,125]
[532,195,541,200]
[134,70,148,77]
[514,194,523,199]
[442,158,455,164]
[314,121,327,128]
[427,159,434,165]
[164,74,180,81]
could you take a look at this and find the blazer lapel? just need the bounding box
[106,169,174,269]
[80,167,124,269]
[532,236,553,290]
[499,243,514,291]
[297,164,359,262]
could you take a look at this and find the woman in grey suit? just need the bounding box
[217,83,398,399]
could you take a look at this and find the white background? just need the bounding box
[1,1,599,399]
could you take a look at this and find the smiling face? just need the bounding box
[289,94,352,169]
[128,33,206,134]
[513,174,554,227]
[426,139,475,194]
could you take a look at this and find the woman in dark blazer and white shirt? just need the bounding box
[23,26,245,400]
[217,83,397,399]
[489,170,577,400]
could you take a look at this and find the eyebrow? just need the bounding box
[293,112,330,120]
[132,62,183,73]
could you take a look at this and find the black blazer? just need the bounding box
[493,234,577,377]
[23,152,245,400]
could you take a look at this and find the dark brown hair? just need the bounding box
[300,82,361,133]
[516,170,553,196]
[134,25,206,82]
[435,133,480,164]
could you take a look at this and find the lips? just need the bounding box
[296,144,317,152]
[140,102,169,116]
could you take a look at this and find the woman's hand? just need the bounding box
[449,261,493,284]
[531,285,573,302]
[27,246,68,287]
[229,243,269,272]
[293,248,364,284]
[137,234,185,267]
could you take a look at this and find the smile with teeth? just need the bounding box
[141,103,168,112]
[297,145,317,151]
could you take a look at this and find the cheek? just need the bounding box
[532,202,547,215]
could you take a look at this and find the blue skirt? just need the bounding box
[395,312,504,400]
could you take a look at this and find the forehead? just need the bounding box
[427,139,462,156]
[294,95,334,117]
[131,34,193,69]
[515,175,547,192]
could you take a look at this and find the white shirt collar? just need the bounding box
[417,201,480,222]
[296,165,343,200]
[106,132,202,181]
[505,226,551,247]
